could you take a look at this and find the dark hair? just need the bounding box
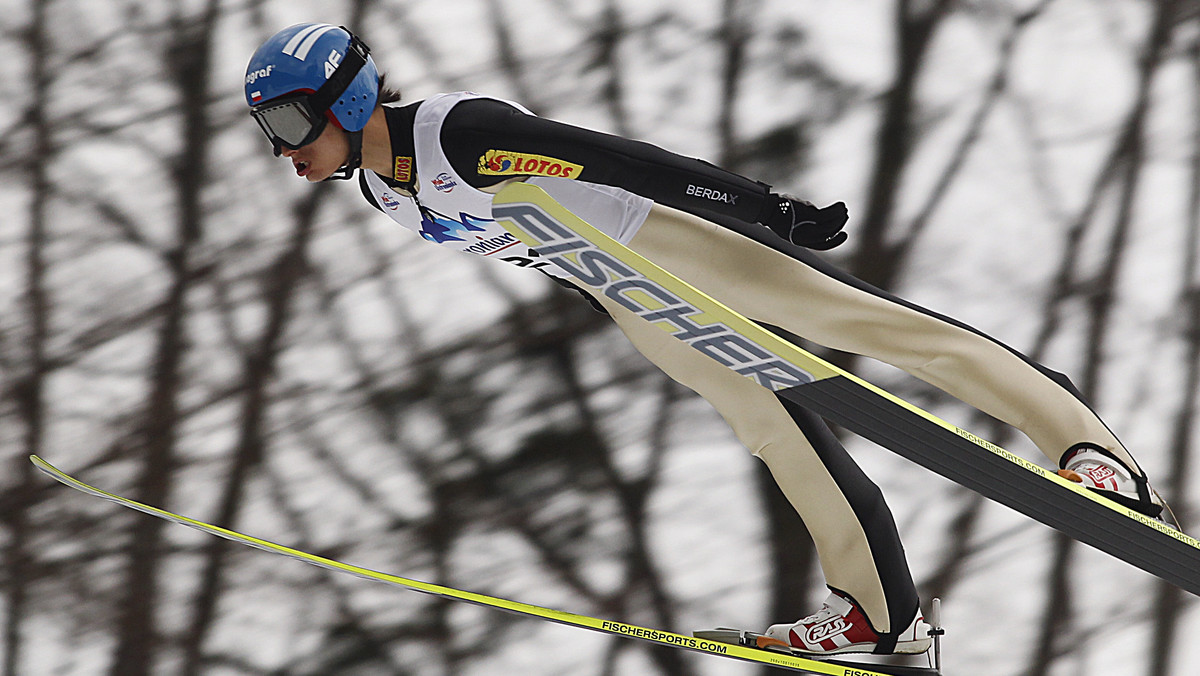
[378,72,402,104]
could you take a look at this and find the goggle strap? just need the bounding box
[308,29,370,116]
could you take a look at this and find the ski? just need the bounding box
[31,455,925,676]
[492,182,1200,597]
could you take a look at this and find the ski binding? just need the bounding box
[694,598,945,675]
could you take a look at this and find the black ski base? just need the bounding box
[779,376,1200,596]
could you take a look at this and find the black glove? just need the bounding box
[757,194,849,250]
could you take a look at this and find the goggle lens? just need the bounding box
[251,99,327,151]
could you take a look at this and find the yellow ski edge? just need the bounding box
[30,454,891,676]
[492,182,1195,548]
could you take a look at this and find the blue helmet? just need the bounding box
[245,23,379,133]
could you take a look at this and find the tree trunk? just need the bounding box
[178,187,324,676]
[108,4,220,673]
[1027,3,1177,673]
[4,2,53,674]
[1147,27,1200,676]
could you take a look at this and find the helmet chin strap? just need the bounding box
[324,129,364,181]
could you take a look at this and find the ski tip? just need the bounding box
[30,454,60,472]
[30,455,69,483]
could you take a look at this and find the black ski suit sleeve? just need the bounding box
[440,98,772,224]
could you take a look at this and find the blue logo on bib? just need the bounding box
[419,207,491,244]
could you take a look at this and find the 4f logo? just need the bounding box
[325,49,342,78]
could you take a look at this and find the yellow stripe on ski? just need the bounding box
[30,454,897,676]
[492,182,1197,549]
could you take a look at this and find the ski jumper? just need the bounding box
[359,92,1141,642]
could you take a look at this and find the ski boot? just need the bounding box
[762,589,932,656]
[1058,443,1179,528]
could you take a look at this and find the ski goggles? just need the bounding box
[250,29,370,155]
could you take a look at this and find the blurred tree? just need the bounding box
[1149,32,1200,676]
[109,3,222,674]
[1024,3,1181,674]
[4,1,1200,675]
[851,0,955,290]
[3,0,53,674]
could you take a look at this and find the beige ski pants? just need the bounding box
[579,203,1135,633]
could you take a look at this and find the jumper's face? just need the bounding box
[280,121,349,183]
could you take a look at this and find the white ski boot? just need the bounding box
[1058,444,1177,527]
[763,590,932,655]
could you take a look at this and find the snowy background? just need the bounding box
[3,0,1200,675]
